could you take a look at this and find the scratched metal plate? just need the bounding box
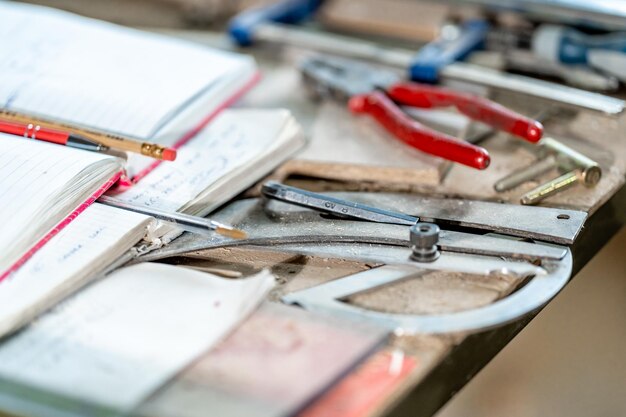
[314,192,587,244]
[140,195,576,262]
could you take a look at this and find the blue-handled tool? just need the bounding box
[229,4,488,81]
[227,0,419,67]
[532,24,626,65]
[409,19,490,84]
[227,2,624,114]
[532,24,626,84]
[228,0,323,46]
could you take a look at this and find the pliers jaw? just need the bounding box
[299,55,543,170]
[299,55,399,101]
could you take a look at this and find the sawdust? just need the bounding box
[158,248,524,319]
[159,247,374,301]
[346,270,520,315]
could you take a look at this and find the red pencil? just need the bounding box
[0,119,106,152]
[0,111,177,161]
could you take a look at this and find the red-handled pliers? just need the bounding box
[300,55,543,170]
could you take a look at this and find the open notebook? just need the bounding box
[0,109,304,337]
[0,263,274,415]
[0,1,258,179]
[0,136,123,280]
[112,109,304,217]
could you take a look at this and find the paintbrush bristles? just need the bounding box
[214,226,248,240]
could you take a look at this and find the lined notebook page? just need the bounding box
[0,2,254,139]
[0,135,117,271]
[0,264,274,412]
[113,110,297,213]
[0,203,151,336]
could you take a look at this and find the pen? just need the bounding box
[0,119,106,152]
[98,196,247,240]
[0,109,177,161]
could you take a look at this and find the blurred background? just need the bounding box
[439,227,626,417]
[15,0,625,414]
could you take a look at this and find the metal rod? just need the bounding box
[98,196,247,239]
[521,171,581,205]
[442,63,625,115]
[540,137,602,186]
[257,23,415,68]
[256,22,624,114]
[494,155,557,192]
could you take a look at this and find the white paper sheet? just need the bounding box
[112,110,294,212]
[0,2,252,139]
[0,203,151,336]
[0,263,274,412]
[0,136,118,272]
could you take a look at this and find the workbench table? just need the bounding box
[136,30,625,417]
[1,28,624,417]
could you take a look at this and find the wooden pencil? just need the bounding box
[0,109,177,161]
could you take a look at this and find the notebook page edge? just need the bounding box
[0,207,153,339]
[127,66,261,181]
[0,170,123,281]
[183,111,306,216]
[0,2,257,140]
[14,158,125,254]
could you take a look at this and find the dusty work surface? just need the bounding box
[140,31,626,417]
[244,50,626,214]
[145,248,517,417]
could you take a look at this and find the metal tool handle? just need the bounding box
[386,83,544,143]
[228,0,323,46]
[261,181,418,225]
[409,19,489,83]
[349,90,491,169]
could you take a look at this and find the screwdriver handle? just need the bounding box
[533,24,626,65]
[409,19,490,83]
[228,0,323,46]
[386,83,544,143]
[349,90,491,170]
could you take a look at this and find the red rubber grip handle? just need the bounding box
[386,83,544,143]
[349,91,491,170]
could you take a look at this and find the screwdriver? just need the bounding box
[532,24,626,84]
[468,50,619,91]
[532,24,626,65]
[228,1,625,115]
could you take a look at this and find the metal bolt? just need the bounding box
[409,222,440,262]
[580,164,602,186]
[520,170,580,205]
[494,155,557,192]
[494,137,602,205]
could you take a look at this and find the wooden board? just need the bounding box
[318,0,454,42]
[277,102,448,186]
